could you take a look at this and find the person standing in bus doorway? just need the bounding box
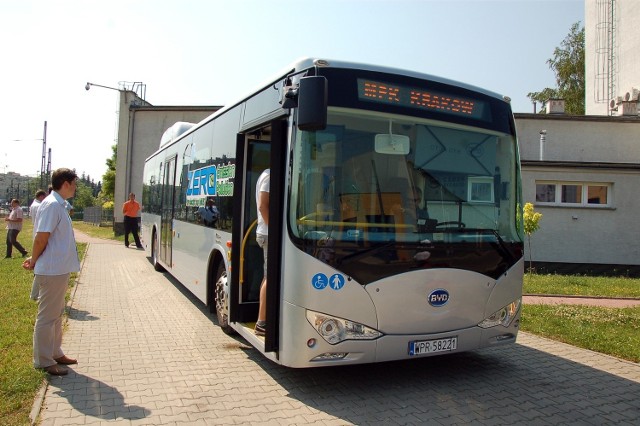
[5,198,28,258]
[254,169,270,336]
[122,193,143,249]
[23,168,80,376]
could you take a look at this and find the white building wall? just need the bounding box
[516,115,640,163]
[522,166,640,265]
[114,105,220,230]
[515,113,640,268]
[585,0,640,116]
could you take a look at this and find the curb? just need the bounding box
[524,293,640,301]
[28,379,47,425]
[519,331,640,367]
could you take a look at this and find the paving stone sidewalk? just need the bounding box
[32,232,640,425]
[523,294,640,308]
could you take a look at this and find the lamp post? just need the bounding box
[41,121,47,187]
[12,121,50,188]
[85,80,147,234]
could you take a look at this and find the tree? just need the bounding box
[100,144,117,205]
[100,170,115,205]
[72,180,97,210]
[523,202,542,273]
[528,22,585,115]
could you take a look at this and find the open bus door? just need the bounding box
[160,155,177,268]
[231,120,286,353]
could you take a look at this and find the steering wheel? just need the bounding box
[298,212,321,222]
[435,221,466,229]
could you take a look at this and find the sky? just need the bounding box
[0,0,584,182]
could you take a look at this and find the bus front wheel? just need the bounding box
[215,263,234,334]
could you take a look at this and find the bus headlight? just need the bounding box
[478,299,521,328]
[306,310,383,344]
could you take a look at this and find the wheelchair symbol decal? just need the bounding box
[312,273,328,290]
[312,273,345,291]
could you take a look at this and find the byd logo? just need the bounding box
[428,289,450,307]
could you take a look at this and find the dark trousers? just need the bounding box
[123,216,142,248]
[6,229,27,257]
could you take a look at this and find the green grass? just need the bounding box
[72,220,124,242]
[524,273,640,298]
[521,304,640,363]
[522,272,640,362]
[0,219,86,426]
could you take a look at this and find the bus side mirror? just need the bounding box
[297,76,327,131]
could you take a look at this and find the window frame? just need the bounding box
[467,176,495,203]
[535,181,612,207]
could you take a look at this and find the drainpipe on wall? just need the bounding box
[126,104,136,198]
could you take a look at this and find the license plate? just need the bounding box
[409,337,458,356]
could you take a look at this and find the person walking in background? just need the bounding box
[254,169,270,336]
[23,168,80,376]
[5,198,28,258]
[122,192,143,249]
[29,190,48,300]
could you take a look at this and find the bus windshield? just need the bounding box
[289,107,522,283]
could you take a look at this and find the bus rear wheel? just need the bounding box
[215,263,234,334]
[152,231,164,272]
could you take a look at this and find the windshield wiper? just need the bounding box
[336,241,396,266]
[463,228,516,263]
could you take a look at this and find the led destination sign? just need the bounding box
[357,79,487,120]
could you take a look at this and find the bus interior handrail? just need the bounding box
[240,219,258,286]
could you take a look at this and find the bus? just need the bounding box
[141,58,524,368]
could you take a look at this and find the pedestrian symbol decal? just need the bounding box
[312,273,328,290]
[312,273,346,290]
[330,274,345,290]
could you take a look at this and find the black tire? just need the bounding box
[151,231,165,272]
[214,262,234,334]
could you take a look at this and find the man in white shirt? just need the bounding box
[23,168,81,376]
[28,190,48,300]
[29,190,47,237]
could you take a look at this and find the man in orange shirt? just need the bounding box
[122,193,143,249]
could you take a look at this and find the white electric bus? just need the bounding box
[141,58,524,368]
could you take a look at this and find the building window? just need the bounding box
[561,184,582,203]
[535,181,611,207]
[468,177,494,203]
[535,184,555,203]
[587,185,608,204]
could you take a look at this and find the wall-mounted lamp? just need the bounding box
[85,81,146,101]
[85,82,120,92]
